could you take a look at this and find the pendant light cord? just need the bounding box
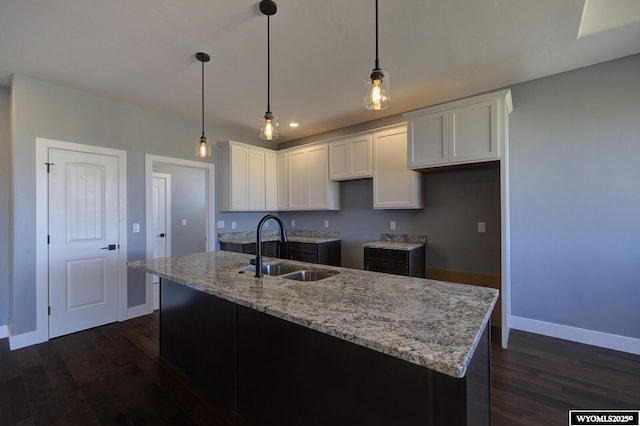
[201,57,205,138]
[375,0,380,70]
[267,14,271,114]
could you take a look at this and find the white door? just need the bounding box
[151,173,170,267]
[48,148,120,338]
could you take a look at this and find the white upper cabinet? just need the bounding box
[404,89,512,169]
[218,140,277,212]
[373,125,423,209]
[283,144,340,211]
[328,134,373,181]
[276,152,288,211]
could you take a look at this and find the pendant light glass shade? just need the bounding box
[259,111,279,140]
[365,69,390,110]
[196,135,211,158]
[259,0,279,140]
[365,0,389,110]
[195,52,212,158]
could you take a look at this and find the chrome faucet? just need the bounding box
[255,214,288,278]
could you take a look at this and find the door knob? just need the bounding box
[157,233,165,238]
[101,244,117,251]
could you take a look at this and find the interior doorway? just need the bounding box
[144,155,216,313]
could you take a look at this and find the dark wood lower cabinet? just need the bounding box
[219,240,281,257]
[364,246,426,278]
[287,240,341,266]
[160,278,491,426]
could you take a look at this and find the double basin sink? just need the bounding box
[241,262,338,282]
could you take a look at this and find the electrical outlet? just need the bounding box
[231,221,237,230]
[182,219,187,226]
[390,221,396,230]
[477,222,486,233]
[291,219,296,227]
[324,219,329,228]
[132,223,140,233]
[217,220,225,229]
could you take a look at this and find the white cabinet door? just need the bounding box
[308,144,329,209]
[248,149,265,210]
[230,143,250,210]
[288,148,308,210]
[276,152,288,210]
[373,125,423,209]
[265,151,277,211]
[449,100,496,163]
[407,112,448,167]
[329,134,373,181]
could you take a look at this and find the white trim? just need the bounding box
[0,325,8,339]
[144,154,216,315]
[499,91,513,348]
[35,138,128,344]
[126,303,152,320]
[511,316,640,356]
[9,329,39,350]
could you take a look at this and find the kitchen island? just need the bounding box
[128,251,497,425]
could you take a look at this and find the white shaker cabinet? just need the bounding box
[276,152,288,210]
[373,125,423,209]
[218,140,277,212]
[328,133,373,181]
[405,89,512,169]
[284,144,340,211]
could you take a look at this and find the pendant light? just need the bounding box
[195,52,212,158]
[365,0,390,110]
[259,0,279,140]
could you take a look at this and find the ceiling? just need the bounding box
[1,0,639,143]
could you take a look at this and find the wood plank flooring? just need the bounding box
[1,314,639,425]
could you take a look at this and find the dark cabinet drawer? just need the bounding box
[363,246,425,278]
[220,241,280,257]
[287,240,341,266]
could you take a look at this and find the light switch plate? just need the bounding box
[478,222,486,233]
[217,220,225,229]
[390,221,396,230]
[291,219,296,227]
[182,219,187,226]
[231,221,237,230]
[132,223,140,233]
[324,219,329,228]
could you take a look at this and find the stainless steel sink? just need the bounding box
[279,270,339,282]
[242,262,300,276]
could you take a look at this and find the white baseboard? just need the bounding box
[511,316,640,355]
[126,303,153,320]
[0,325,8,339]
[9,329,40,350]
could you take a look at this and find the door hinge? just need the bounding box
[47,235,50,244]
[45,162,54,173]
[48,306,51,315]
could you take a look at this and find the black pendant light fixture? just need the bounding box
[365,0,390,110]
[195,52,212,158]
[259,0,279,140]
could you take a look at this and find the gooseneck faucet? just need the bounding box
[255,214,288,278]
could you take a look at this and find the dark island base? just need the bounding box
[160,278,491,426]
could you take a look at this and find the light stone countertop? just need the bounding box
[128,251,497,378]
[219,230,341,245]
[363,233,426,251]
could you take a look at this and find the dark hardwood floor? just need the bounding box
[1,313,639,425]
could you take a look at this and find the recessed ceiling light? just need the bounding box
[289,122,299,128]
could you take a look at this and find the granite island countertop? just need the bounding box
[128,251,497,378]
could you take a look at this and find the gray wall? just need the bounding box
[278,165,501,274]
[153,164,207,256]
[508,54,640,338]
[9,74,258,334]
[0,87,10,327]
